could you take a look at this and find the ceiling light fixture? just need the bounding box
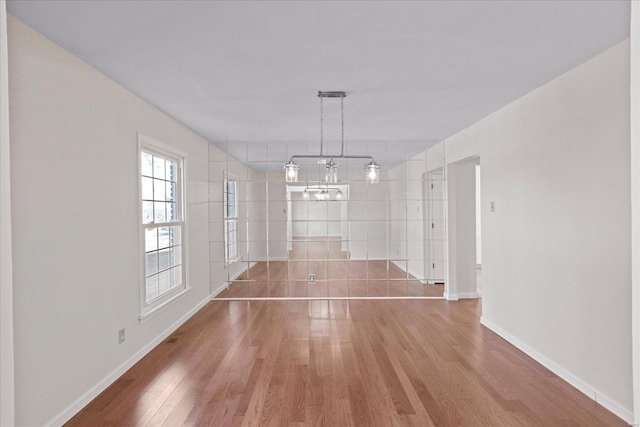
[365,160,381,184]
[283,91,381,183]
[300,186,344,201]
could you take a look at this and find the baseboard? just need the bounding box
[48,293,212,427]
[480,316,634,424]
[210,282,228,299]
[390,260,435,284]
[457,292,480,299]
[444,292,459,301]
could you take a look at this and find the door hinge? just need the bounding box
[431,223,435,228]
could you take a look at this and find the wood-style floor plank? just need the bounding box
[65,299,627,427]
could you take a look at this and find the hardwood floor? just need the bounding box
[65,299,626,426]
[216,238,444,299]
[216,261,445,298]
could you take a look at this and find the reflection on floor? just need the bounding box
[215,238,444,298]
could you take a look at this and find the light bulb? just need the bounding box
[284,161,299,183]
[365,161,380,184]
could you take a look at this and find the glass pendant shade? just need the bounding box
[365,161,380,184]
[284,161,299,182]
[325,161,338,183]
[313,189,329,200]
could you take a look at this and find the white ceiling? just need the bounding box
[7,0,631,167]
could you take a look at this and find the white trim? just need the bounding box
[444,292,458,301]
[226,261,257,284]
[226,255,241,265]
[390,260,430,284]
[46,294,212,427]
[210,282,228,299]
[457,292,479,299]
[480,316,634,424]
[138,287,191,323]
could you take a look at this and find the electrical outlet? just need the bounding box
[118,328,125,344]
[309,274,315,283]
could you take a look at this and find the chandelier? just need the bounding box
[302,187,343,200]
[284,91,381,184]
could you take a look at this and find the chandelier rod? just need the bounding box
[288,154,373,162]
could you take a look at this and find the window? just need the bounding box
[224,175,239,264]
[139,133,187,319]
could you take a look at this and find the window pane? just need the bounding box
[153,157,166,180]
[171,266,182,288]
[158,247,171,272]
[229,242,238,259]
[167,203,177,222]
[154,202,167,223]
[170,225,181,245]
[142,201,154,224]
[171,266,182,289]
[153,178,166,201]
[171,244,182,267]
[146,251,159,277]
[158,226,171,249]
[158,269,171,295]
[146,274,159,303]
[166,182,176,202]
[142,177,153,200]
[141,152,153,177]
[145,228,158,252]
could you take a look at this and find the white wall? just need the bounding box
[388,151,446,282]
[0,2,14,425]
[8,17,211,426]
[347,172,389,260]
[442,39,632,421]
[291,194,341,237]
[446,157,478,299]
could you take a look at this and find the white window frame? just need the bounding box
[224,173,240,265]
[138,133,189,322]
